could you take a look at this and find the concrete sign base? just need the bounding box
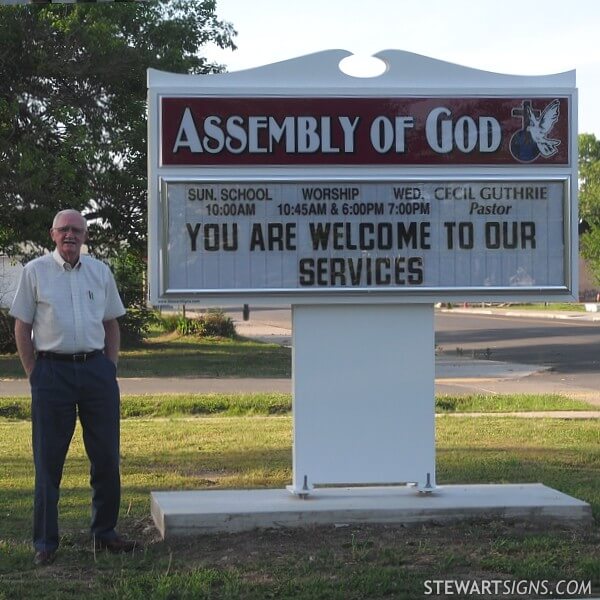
[150,483,591,539]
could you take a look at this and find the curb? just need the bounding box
[439,307,600,321]
[438,411,600,419]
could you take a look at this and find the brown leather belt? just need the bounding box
[37,350,103,362]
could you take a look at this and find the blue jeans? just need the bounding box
[30,353,121,552]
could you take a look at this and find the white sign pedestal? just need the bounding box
[288,303,436,496]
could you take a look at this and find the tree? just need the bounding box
[579,134,600,220]
[0,0,236,261]
[579,134,600,283]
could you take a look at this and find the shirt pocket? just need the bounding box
[86,287,106,321]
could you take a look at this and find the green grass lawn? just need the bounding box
[0,335,291,379]
[499,302,587,312]
[1,409,599,599]
[0,393,596,420]
[435,393,596,413]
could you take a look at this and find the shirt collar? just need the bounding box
[52,248,82,271]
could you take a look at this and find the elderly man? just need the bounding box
[10,209,137,566]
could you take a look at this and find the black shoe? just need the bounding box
[34,550,56,566]
[95,535,139,554]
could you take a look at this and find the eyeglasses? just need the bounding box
[54,226,86,235]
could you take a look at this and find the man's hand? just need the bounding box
[103,319,121,366]
[14,319,35,378]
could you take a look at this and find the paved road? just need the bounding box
[231,306,600,404]
[233,306,600,374]
[432,309,600,401]
[436,309,600,374]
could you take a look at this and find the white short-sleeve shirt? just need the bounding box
[9,249,126,353]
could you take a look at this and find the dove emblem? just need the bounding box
[509,99,563,162]
[526,99,561,157]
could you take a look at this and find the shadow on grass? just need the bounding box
[118,340,291,378]
[0,338,292,379]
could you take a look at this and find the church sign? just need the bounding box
[147,53,577,305]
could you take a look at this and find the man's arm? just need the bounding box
[14,319,35,378]
[103,318,121,365]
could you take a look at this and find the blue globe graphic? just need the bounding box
[510,130,539,162]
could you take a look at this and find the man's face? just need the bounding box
[50,213,87,264]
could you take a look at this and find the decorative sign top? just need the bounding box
[161,97,570,167]
[147,49,576,89]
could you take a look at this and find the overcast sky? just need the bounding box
[205,0,600,138]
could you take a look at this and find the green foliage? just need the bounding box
[154,312,180,333]
[175,310,236,338]
[109,248,153,347]
[579,133,600,282]
[0,1,236,260]
[176,315,205,337]
[579,133,600,217]
[0,309,16,354]
[110,248,145,307]
[119,307,153,348]
[202,309,236,338]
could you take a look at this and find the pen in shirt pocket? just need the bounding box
[88,290,94,300]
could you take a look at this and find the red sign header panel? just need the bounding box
[161,97,570,166]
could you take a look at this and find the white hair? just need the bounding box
[52,209,88,230]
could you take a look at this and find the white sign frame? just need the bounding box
[157,175,572,302]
